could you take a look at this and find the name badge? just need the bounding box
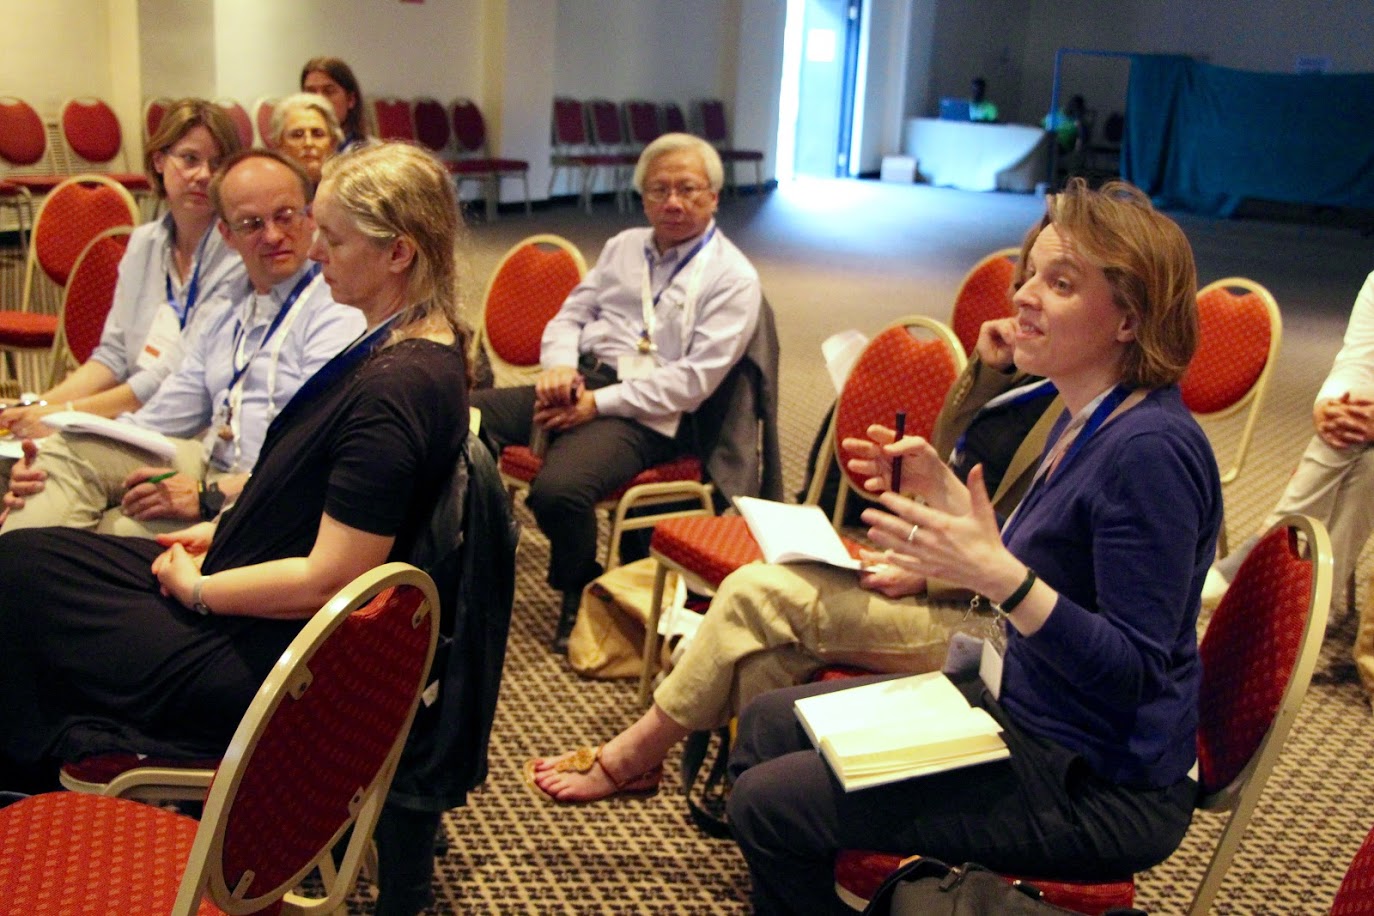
[136,303,182,372]
[617,353,656,380]
[979,637,1004,699]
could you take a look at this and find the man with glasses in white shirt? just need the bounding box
[473,133,762,652]
[2,151,364,536]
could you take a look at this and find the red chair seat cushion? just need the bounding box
[720,149,765,162]
[500,446,702,500]
[0,310,58,347]
[61,751,222,785]
[0,175,65,193]
[0,792,229,915]
[834,849,1136,914]
[650,515,862,590]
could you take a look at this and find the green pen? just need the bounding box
[146,471,178,485]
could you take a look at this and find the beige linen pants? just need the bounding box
[653,560,989,732]
[2,432,215,538]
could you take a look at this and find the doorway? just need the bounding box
[777,0,865,181]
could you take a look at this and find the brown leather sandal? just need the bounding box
[522,745,663,804]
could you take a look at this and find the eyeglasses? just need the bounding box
[165,150,219,175]
[228,206,309,237]
[643,183,711,204]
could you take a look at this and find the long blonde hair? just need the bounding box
[318,142,465,340]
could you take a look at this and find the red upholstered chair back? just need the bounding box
[413,97,452,153]
[59,226,131,366]
[1197,516,1325,798]
[1333,823,1374,914]
[215,99,254,150]
[252,97,277,147]
[450,99,489,154]
[144,97,170,142]
[625,100,662,146]
[374,98,416,142]
[1182,279,1278,417]
[588,99,627,146]
[0,96,48,166]
[32,175,139,289]
[950,247,1019,356]
[830,317,966,509]
[552,97,590,146]
[480,234,586,375]
[698,99,730,144]
[662,101,688,135]
[1181,277,1281,519]
[190,564,439,911]
[60,97,125,164]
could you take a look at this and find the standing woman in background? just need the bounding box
[301,56,373,153]
[0,99,246,436]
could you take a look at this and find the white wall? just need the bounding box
[139,0,215,101]
[209,0,485,110]
[0,1,111,115]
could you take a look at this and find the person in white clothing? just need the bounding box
[1207,270,1374,695]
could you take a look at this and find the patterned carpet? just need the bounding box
[9,180,1372,914]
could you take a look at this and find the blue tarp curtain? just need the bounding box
[1123,54,1374,217]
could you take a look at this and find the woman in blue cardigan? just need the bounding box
[727,178,1222,915]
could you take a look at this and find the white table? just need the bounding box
[903,118,1050,192]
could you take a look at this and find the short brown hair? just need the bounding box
[208,149,313,220]
[1034,178,1198,389]
[144,98,244,197]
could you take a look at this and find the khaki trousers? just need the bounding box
[653,561,988,732]
[2,432,218,538]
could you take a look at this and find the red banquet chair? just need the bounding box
[373,97,415,142]
[474,233,587,387]
[694,98,764,193]
[1181,277,1282,556]
[60,97,153,196]
[833,513,1333,915]
[0,174,139,389]
[949,247,1019,356]
[0,563,441,916]
[0,96,65,196]
[44,226,133,388]
[437,98,532,220]
[636,316,967,702]
[1332,822,1374,915]
[214,98,254,150]
[550,97,628,213]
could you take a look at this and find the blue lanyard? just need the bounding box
[279,311,403,413]
[226,265,319,393]
[1001,384,1132,542]
[645,225,716,308]
[164,226,212,328]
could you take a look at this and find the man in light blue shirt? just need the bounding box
[3,151,363,537]
[473,133,762,651]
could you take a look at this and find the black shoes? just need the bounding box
[551,589,581,654]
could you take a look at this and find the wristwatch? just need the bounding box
[199,479,227,520]
[191,576,214,616]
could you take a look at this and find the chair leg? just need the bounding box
[521,174,532,215]
[637,561,672,705]
[485,174,498,222]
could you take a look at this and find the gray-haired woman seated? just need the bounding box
[0,143,471,792]
[268,91,343,188]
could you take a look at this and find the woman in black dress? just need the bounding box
[0,142,470,789]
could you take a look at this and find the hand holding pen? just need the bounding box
[890,410,906,494]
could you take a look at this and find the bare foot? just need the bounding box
[525,745,660,803]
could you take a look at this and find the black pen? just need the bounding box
[891,411,907,494]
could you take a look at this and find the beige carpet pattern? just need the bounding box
[10,180,1372,914]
